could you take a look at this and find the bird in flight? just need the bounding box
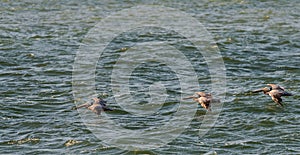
[183,92,214,111]
[252,84,292,107]
[74,97,113,115]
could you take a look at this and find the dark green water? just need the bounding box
[1,0,299,154]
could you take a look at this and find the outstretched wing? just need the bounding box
[198,97,211,110]
[279,91,292,96]
[88,105,103,115]
[271,96,283,107]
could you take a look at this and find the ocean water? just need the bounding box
[0,0,299,154]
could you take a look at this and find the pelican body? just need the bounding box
[183,92,213,111]
[252,84,292,107]
[75,97,113,115]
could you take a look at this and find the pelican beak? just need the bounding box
[252,89,263,93]
[182,94,198,100]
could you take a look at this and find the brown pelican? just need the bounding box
[183,92,213,111]
[74,97,113,115]
[252,84,292,107]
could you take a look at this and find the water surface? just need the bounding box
[0,0,299,154]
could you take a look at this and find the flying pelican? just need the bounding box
[252,84,292,107]
[74,97,113,115]
[183,92,213,111]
